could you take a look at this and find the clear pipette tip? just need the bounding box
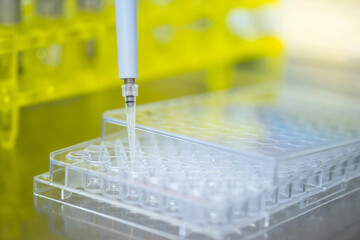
[122,80,138,162]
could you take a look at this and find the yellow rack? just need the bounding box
[0,0,282,148]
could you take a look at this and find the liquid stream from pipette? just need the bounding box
[126,105,136,162]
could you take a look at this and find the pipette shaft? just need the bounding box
[115,0,139,161]
[115,0,138,80]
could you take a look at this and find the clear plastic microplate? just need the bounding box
[33,175,360,240]
[34,83,360,239]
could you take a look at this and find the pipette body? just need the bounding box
[115,0,139,161]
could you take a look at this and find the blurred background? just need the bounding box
[0,0,359,239]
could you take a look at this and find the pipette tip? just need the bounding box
[122,80,138,162]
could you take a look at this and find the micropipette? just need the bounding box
[115,0,138,161]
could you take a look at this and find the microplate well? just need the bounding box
[34,83,360,239]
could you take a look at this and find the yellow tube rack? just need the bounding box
[0,0,282,148]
